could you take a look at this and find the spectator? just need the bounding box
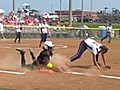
[55,19,61,26]
[65,22,69,27]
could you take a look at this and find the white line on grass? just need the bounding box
[65,72,120,80]
[0,70,26,75]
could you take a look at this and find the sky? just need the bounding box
[0,0,120,14]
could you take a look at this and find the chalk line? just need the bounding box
[0,45,68,50]
[54,45,68,50]
[65,72,120,80]
[0,70,26,75]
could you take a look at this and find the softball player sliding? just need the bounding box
[70,38,110,69]
[16,41,54,70]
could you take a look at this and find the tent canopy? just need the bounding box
[23,3,30,6]
[0,9,5,13]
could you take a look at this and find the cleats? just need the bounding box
[16,48,25,54]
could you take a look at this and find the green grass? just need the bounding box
[72,22,120,28]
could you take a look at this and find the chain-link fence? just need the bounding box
[2,28,120,39]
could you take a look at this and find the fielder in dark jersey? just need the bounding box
[16,41,54,70]
[70,38,109,69]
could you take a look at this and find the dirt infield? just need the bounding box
[0,38,120,90]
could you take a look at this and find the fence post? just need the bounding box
[119,30,120,38]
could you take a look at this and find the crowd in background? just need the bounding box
[1,10,44,26]
[0,2,60,26]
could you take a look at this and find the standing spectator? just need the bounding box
[14,22,22,43]
[101,23,112,43]
[0,20,5,39]
[65,22,69,27]
[38,18,51,47]
[55,19,61,26]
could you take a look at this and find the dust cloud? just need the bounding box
[50,54,71,72]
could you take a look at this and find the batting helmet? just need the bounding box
[43,41,54,50]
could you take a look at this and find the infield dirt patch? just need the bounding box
[0,38,120,90]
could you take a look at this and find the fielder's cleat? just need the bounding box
[16,48,25,54]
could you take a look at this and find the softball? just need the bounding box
[46,63,54,69]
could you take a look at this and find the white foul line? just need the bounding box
[0,70,26,75]
[65,72,120,80]
[99,75,120,80]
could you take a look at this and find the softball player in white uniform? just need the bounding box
[101,23,112,43]
[0,21,5,39]
[38,19,51,47]
[70,38,109,69]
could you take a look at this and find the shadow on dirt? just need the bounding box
[70,65,93,69]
